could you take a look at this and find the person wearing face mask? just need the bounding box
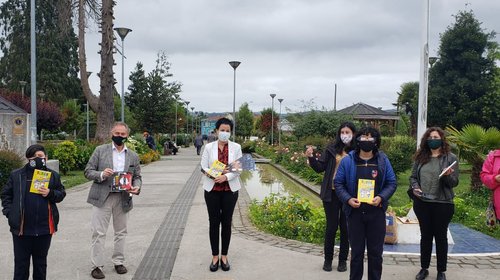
[1,144,66,280]
[305,121,356,272]
[409,127,459,280]
[200,117,242,272]
[84,122,142,279]
[334,126,397,280]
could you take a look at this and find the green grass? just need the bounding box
[390,163,500,239]
[60,170,90,189]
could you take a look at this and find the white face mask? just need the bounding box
[218,131,231,142]
[340,134,352,144]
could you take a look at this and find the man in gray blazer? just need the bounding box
[84,122,142,279]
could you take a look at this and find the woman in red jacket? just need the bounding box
[481,149,500,224]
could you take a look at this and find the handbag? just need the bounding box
[486,197,497,227]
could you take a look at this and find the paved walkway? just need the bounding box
[1,146,499,280]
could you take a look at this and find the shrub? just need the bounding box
[0,150,24,192]
[381,135,416,176]
[249,194,325,244]
[73,140,98,170]
[241,141,256,153]
[53,141,78,174]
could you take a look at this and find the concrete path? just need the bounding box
[1,146,499,280]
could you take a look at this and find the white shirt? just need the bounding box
[112,143,128,172]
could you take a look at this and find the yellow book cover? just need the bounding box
[207,160,226,179]
[357,179,375,203]
[30,169,52,194]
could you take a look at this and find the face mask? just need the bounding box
[427,139,442,150]
[358,141,376,153]
[218,131,231,142]
[340,134,352,144]
[112,136,127,146]
[29,157,46,170]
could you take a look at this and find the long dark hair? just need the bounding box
[332,121,357,155]
[414,127,450,164]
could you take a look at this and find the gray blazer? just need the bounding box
[84,143,142,212]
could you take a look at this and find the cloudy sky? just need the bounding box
[24,0,500,113]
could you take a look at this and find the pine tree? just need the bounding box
[428,10,498,129]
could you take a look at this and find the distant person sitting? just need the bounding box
[166,138,178,155]
[143,131,156,150]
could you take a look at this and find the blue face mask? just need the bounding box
[218,131,231,142]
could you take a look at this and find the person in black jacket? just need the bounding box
[305,121,356,272]
[1,144,66,280]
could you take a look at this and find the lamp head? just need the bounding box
[114,27,132,40]
[229,61,241,70]
[270,93,276,99]
[278,98,283,103]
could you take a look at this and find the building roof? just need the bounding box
[0,96,26,114]
[337,102,399,121]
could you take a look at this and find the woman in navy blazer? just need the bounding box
[200,117,242,272]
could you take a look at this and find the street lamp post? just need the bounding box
[19,81,27,99]
[191,107,195,135]
[85,71,92,141]
[229,61,241,140]
[114,27,132,122]
[174,98,179,145]
[185,101,190,143]
[270,93,276,145]
[30,0,37,144]
[278,98,284,146]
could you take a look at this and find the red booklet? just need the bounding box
[111,172,132,192]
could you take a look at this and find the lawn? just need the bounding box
[60,170,90,189]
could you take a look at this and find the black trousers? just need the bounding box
[196,145,202,155]
[413,199,454,272]
[323,191,349,262]
[347,205,385,280]
[204,190,238,256]
[12,234,52,280]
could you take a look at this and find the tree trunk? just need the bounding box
[470,159,484,192]
[77,0,114,143]
[94,0,115,143]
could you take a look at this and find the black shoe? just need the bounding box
[221,258,231,271]
[437,272,446,280]
[322,260,332,271]
[209,258,219,272]
[337,260,347,272]
[114,265,127,274]
[415,268,429,280]
[91,267,105,279]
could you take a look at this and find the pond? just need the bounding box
[240,163,322,207]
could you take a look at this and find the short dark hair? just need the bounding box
[355,126,381,153]
[25,144,46,158]
[215,117,233,131]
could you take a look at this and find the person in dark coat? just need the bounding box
[1,144,66,280]
[194,133,204,155]
[143,131,156,150]
[305,121,356,272]
[335,126,397,280]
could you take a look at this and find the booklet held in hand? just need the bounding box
[30,169,52,194]
[111,172,133,192]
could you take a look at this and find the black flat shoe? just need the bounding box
[415,268,429,280]
[322,260,332,271]
[437,272,446,280]
[209,258,219,272]
[221,259,230,271]
[337,260,347,272]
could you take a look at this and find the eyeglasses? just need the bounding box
[357,136,375,142]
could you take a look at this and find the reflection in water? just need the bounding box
[241,164,321,207]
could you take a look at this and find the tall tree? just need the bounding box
[236,102,254,138]
[257,108,279,142]
[0,0,81,103]
[428,10,498,129]
[395,81,419,137]
[126,52,182,134]
[77,0,118,142]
